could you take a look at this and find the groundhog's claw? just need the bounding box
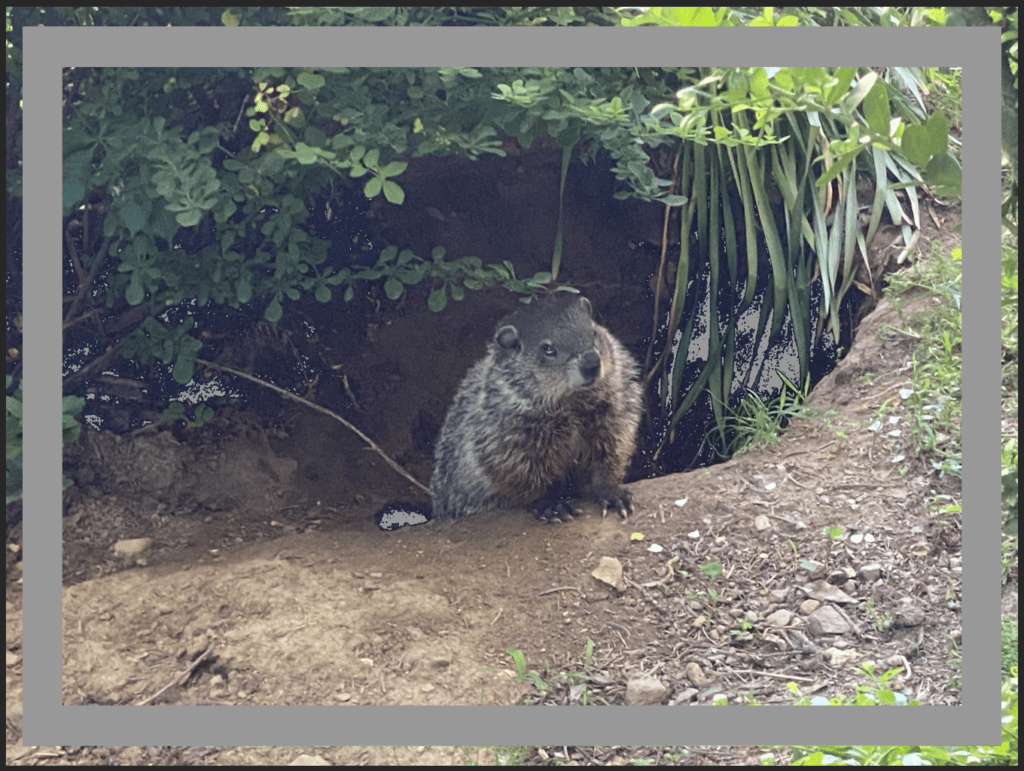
[533,498,575,524]
[597,488,633,520]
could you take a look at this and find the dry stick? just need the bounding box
[138,644,214,706]
[539,586,580,597]
[195,357,431,497]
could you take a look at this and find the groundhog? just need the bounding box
[375,293,642,531]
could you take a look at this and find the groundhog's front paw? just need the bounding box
[594,487,633,520]
[532,497,575,524]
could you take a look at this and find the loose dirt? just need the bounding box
[7,285,971,767]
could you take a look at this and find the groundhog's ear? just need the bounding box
[577,296,593,317]
[495,325,521,351]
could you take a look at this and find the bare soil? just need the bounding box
[7,286,973,767]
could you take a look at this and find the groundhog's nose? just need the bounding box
[579,351,601,382]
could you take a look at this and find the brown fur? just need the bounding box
[429,294,642,522]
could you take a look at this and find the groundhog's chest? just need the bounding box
[478,392,613,484]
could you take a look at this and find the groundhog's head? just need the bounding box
[492,295,606,402]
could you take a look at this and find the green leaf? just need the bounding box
[236,277,252,304]
[314,284,331,303]
[384,276,404,300]
[295,143,319,165]
[823,67,856,107]
[901,111,949,167]
[380,160,408,177]
[172,352,195,385]
[923,152,961,194]
[844,70,878,113]
[264,298,283,323]
[62,159,92,218]
[382,180,405,204]
[62,395,86,418]
[427,287,448,312]
[194,403,215,427]
[363,176,383,198]
[176,209,203,228]
[296,72,325,91]
[862,82,891,138]
[665,6,716,26]
[163,401,186,418]
[749,68,770,100]
[125,279,145,306]
[659,194,688,207]
[353,7,394,22]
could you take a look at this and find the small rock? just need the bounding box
[669,687,698,705]
[683,661,715,687]
[799,599,820,615]
[766,609,793,627]
[625,674,667,705]
[802,580,855,604]
[894,600,926,628]
[858,563,882,582]
[288,754,330,766]
[824,647,860,667]
[111,538,152,557]
[767,588,790,604]
[827,567,856,583]
[806,605,853,636]
[208,674,229,699]
[591,556,625,592]
[804,560,827,579]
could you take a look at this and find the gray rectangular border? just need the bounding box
[24,24,1001,747]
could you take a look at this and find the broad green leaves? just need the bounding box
[58,63,952,405]
[619,7,719,27]
[337,245,557,313]
[902,111,961,196]
[120,317,204,385]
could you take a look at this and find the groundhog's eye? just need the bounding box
[542,343,557,357]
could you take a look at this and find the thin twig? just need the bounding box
[196,357,431,497]
[539,586,580,597]
[138,644,214,706]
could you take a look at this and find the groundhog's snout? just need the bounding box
[579,350,602,383]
